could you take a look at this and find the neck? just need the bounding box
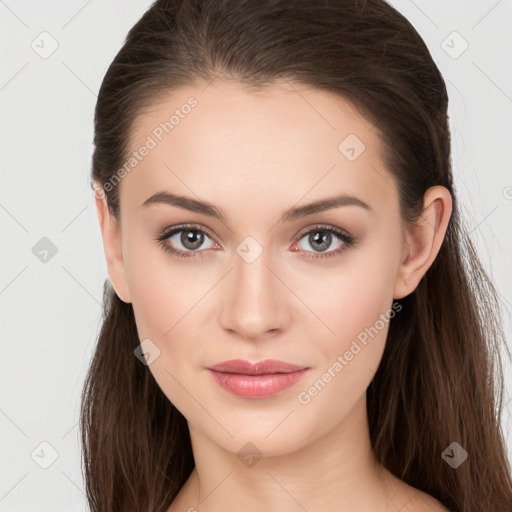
[179,394,399,512]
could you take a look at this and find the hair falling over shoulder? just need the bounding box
[81,1,512,510]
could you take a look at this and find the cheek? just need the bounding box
[296,235,400,389]
[295,255,398,422]
[126,247,207,414]
[305,242,399,347]
[125,230,206,340]
[128,264,174,341]
[125,239,214,396]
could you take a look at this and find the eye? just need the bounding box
[155,224,218,258]
[292,225,355,260]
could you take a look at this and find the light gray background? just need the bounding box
[1,1,511,510]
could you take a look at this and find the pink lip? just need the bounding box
[206,359,310,399]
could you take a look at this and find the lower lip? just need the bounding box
[207,368,309,399]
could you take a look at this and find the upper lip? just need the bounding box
[206,359,308,375]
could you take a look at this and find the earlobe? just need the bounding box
[93,181,132,304]
[393,186,453,300]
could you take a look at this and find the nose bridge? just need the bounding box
[220,238,288,337]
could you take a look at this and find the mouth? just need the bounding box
[206,359,308,375]
[205,359,310,398]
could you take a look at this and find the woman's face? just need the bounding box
[98,79,417,456]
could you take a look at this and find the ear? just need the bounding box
[393,185,453,300]
[93,181,132,303]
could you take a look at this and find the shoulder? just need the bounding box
[383,472,451,512]
[394,486,452,512]
[412,492,452,511]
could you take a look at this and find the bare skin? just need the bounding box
[94,78,452,512]
[169,463,450,512]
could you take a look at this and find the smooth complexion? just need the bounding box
[94,78,452,512]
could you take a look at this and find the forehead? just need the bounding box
[121,79,397,218]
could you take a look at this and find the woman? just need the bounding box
[81,0,512,511]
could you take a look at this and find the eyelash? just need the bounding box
[155,223,356,260]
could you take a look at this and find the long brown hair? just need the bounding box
[81,1,512,510]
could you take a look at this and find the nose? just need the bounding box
[219,248,291,341]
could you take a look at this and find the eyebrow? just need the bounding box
[141,191,372,222]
